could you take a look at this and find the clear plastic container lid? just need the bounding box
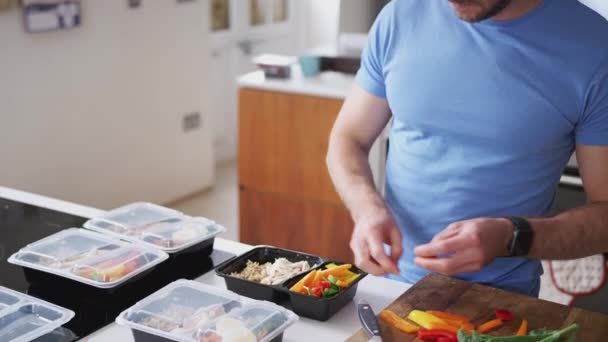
[8,228,169,289]
[84,203,226,253]
[116,280,298,342]
[0,286,75,342]
[196,305,296,342]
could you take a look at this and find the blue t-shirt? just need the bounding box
[357,0,608,295]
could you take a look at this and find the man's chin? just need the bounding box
[449,1,486,22]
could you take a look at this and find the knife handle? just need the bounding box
[358,301,381,336]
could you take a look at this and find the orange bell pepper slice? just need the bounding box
[379,310,420,334]
[428,323,459,334]
[517,319,528,336]
[426,311,471,324]
[477,318,504,333]
[289,270,317,293]
[442,318,475,332]
[319,264,352,277]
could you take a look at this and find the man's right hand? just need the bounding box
[350,206,403,276]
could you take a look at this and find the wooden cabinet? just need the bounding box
[238,88,354,262]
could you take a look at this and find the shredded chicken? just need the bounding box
[231,258,312,285]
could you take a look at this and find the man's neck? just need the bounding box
[492,0,544,21]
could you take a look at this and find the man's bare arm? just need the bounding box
[327,84,403,275]
[327,85,391,219]
[528,145,608,259]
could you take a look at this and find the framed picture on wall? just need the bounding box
[22,0,81,33]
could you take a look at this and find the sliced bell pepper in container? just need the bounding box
[407,310,447,329]
[417,329,458,341]
[516,319,528,336]
[319,264,352,277]
[289,270,317,293]
[379,310,420,334]
[477,318,504,333]
[495,308,514,321]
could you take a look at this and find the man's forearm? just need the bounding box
[327,137,385,221]
[528,201,608,259]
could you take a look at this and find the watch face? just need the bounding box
[508,217,533,257]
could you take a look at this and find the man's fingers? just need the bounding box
[415,233,479,257]
[415,249,483,275]
[368,237,399,274]
[352,239,385,276]
[389,227,404,263]
[431,223,462,242]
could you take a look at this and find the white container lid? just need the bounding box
[84,203,226,254]
[196,304,298,342]
[0,286,75,342]
[8,228,169,289]
[116,280,298,342]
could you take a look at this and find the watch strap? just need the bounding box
[506,217,534,257]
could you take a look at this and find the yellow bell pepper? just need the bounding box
[407,310,447,329]
[289,270,317,293]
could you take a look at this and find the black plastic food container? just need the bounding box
[21,262,161,296]
[215,246,324,303]
[216,247,367,321]
[283,262,367,321]
[132,329,285,342]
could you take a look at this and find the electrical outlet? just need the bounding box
[182,112,202,132]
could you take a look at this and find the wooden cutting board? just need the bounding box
[347,273,608,341]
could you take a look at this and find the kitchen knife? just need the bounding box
[358,299,383,342]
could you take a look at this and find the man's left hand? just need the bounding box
[414,218,513,276]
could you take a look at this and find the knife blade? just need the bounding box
[357,299,383,342]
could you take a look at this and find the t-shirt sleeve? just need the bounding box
[355,3,394,99]
[576,59,608,146]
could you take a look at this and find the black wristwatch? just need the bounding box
[505,217,534,257]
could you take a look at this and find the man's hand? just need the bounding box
[413,218,513,276]
[350,207,403,276]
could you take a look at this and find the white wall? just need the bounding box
[303,0,340,48]
[0,0,214,209]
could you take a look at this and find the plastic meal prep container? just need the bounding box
[215,246,324,303]
[84,202,225,257]
[8,228,169,290]
[0,286,75,342]
[283,262,367,321]
[116,279,298,342]
[215,246,367,321]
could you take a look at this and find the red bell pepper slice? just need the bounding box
[417,329,458,341]
[495,308,514,321]
[437,337,458,342]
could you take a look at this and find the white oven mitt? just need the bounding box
[548,254,607,299]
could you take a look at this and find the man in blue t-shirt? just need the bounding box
[327,0,608,296]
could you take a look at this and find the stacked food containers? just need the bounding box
[9,202,226,294]
[8,228,169,290]
[216,246,367,321]
[116,279,298,342]
[0,286,75,342]
[84,202,225,257]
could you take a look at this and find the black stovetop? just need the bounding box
[0,197,235,341]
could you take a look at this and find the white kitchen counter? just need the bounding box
[0,186,411,342]
[237,70,355,100]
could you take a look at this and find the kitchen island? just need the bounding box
[0,186,410,341]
